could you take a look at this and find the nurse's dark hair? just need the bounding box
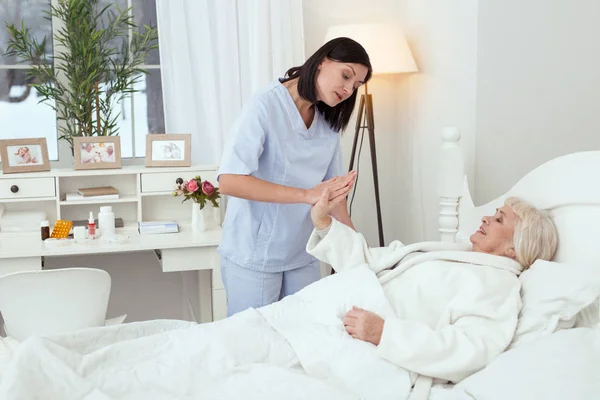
[280,37,372,133]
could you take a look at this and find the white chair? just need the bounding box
[0,268,112,342]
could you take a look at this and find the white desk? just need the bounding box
[0,227,224,323]
[0,165,226,322]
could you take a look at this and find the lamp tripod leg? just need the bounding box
[364,94,384,247]
[348,95,365,171]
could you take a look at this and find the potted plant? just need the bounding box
[173,176,221,232]
[4,0,158,151]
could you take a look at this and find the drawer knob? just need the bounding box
[10,185,19,193]
[175,177,183,185]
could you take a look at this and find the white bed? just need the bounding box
[1,128,599,400]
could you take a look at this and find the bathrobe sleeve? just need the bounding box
[376,270,522,383]
[306,218,404,273]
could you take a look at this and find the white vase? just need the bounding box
[191,202,213,232]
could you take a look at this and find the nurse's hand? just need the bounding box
[304,171,357,206]
[310,187,346,230]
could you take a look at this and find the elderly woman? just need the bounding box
[307,189,558,384]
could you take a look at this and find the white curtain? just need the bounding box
[156,0,305,165]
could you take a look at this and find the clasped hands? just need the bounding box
[308,171,356,230]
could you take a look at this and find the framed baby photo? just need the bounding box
[73,136,122,170]
[0,138,51,174]
[145,134,191,167]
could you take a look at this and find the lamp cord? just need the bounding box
[349,110,368,217]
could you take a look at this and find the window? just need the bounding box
[0,0,57,159]
[121,0,165,158]
[0,0,164,161]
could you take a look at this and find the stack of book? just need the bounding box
[138,221,180,235]
[65,186,120,201]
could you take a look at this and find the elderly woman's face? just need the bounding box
[470,203,518,259]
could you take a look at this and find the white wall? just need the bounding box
[398,0,478,241]
[475,0,600,203]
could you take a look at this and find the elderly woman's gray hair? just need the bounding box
[505,197,558,268]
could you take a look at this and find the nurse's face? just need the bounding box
[315,58,369,107]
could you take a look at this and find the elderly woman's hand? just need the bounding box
[310,186,349,230]
[343,306,384,345]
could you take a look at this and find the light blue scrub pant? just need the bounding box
[220,256,321,317]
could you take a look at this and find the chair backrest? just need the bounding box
[0,268,111,342]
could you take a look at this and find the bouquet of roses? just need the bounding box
[173,175,220,208]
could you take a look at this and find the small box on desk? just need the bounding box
[138,221,180,235]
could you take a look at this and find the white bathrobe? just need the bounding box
[306,218,523,384]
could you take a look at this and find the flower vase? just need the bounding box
[191,203,214,232]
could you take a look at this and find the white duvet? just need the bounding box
[0,267,414,400]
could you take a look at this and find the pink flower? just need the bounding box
[201,180,215,196]
[186,179,199,192]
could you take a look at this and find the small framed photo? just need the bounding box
[73,136,122,170]
[0,138,51,174]
[145,134,191,167]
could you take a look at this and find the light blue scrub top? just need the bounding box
[217,80,343,272]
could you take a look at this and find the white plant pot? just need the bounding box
[191,202,214,232]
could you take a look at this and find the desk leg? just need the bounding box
[198,269,213,323]
[0,257,42,276]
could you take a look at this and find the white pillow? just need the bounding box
[456,327,600,400]
[510,260,600,348]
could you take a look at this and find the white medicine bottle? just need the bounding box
[98,206,115,238]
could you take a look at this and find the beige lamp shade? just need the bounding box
[324,23,418,75]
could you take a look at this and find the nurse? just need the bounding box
[218,37,372,316]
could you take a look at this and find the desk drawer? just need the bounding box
[0,177,55,199]
[141,170,218,193]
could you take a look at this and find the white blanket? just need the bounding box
[259,266,412,399]
[0,268,413,400]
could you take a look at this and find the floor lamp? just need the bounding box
[324,24,418,247]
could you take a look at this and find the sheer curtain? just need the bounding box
[156,0,305,165]
[155,0,304,321]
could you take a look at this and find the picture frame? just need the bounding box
[73,136,122,170]
[0,138,51,174]
[145,134,191,167]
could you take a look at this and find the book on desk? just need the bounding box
[65,186,120,201]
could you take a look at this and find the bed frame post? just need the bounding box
[439,127,464,242]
